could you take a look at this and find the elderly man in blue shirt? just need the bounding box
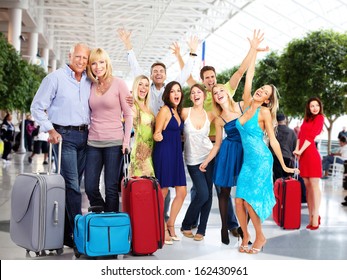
[31,43,91,248]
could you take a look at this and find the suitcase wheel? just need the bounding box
[56,248,64,255]
[73,247,81,258]
[40,250,47,256]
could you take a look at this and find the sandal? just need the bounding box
[239,244,249,253]
[247,240,266,254]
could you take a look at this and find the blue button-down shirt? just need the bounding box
[31,64,91,132]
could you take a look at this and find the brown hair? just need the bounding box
[162,81,183,115]
[304,97,324,122]
[200,65,216,80]
[190,83,207,99]
[150,62,166,74]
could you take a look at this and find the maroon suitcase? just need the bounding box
[273,177,301,229]
[121,153,165,255]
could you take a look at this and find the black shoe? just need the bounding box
[341,202,347,206]
[229,227,240,238]
[221,228,230,245]
[43,161,48,165]
[344,196,347,202]
[63,235,74,248]
[28,156,32,164]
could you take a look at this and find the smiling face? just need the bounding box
[212,84,228,105]
[190,85,206,106]
[169,83,182,107]
[253,85,273,103]
[69,44,90,75]
[150,64,166,87]
[90,57,107,79]
[202,70,217,92]
[309,100,320,115]
[137,78,150,100]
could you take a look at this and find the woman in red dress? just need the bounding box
[293,97,324,230]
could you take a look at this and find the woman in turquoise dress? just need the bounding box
[200,83,251,245]
[130,75,155,177]
[200,30,270,245]
[235,51,298,254]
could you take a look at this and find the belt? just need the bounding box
[53,124,88,131]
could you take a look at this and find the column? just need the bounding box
[8,8,22,52]
[50,58,57,72]
[28,32,39,64]
[42,47,49,72]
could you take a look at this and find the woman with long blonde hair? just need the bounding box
[235,49,297,254]
[130,75,155,176]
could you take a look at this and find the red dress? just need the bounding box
[298,114,324,178]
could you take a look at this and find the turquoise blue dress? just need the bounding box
[235,108,275,222]
[213,118,243,187]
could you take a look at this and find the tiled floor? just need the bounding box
[1,151,347,262]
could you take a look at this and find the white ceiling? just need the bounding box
[0,0,346,84]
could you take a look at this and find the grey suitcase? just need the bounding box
[10,141,65,256]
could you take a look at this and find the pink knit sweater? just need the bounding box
[88,76,133,146]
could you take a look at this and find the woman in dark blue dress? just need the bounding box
[153,81,187,245]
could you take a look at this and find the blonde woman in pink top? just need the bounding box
[84,48,133,212]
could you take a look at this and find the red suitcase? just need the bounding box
[121,153,165,255]
[273,177,301,229]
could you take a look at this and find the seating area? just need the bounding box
[327,156,346,180]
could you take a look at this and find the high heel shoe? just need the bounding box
[237,227,252,245]
[164,230,173,245]
[247,240,266,254]
[310,216,321,230]
[306,216,321,229]
[239,243,249,253]
[221,228,230,245]
[167,225,180,241]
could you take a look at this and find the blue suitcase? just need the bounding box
[73,208,131,258]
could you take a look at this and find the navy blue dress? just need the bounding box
[153,106,186,188]
[213,118,243,187]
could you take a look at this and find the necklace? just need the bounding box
[96,77,112,94]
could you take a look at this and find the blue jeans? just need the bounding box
[53,128,88,235]
[322,155,344,171]
[181,160,214,236]
[84,145,122,212]
[215,185,239,229]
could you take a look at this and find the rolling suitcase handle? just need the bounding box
[293,158,299,180]
[48,138,62,175]
[123,148,130,185]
